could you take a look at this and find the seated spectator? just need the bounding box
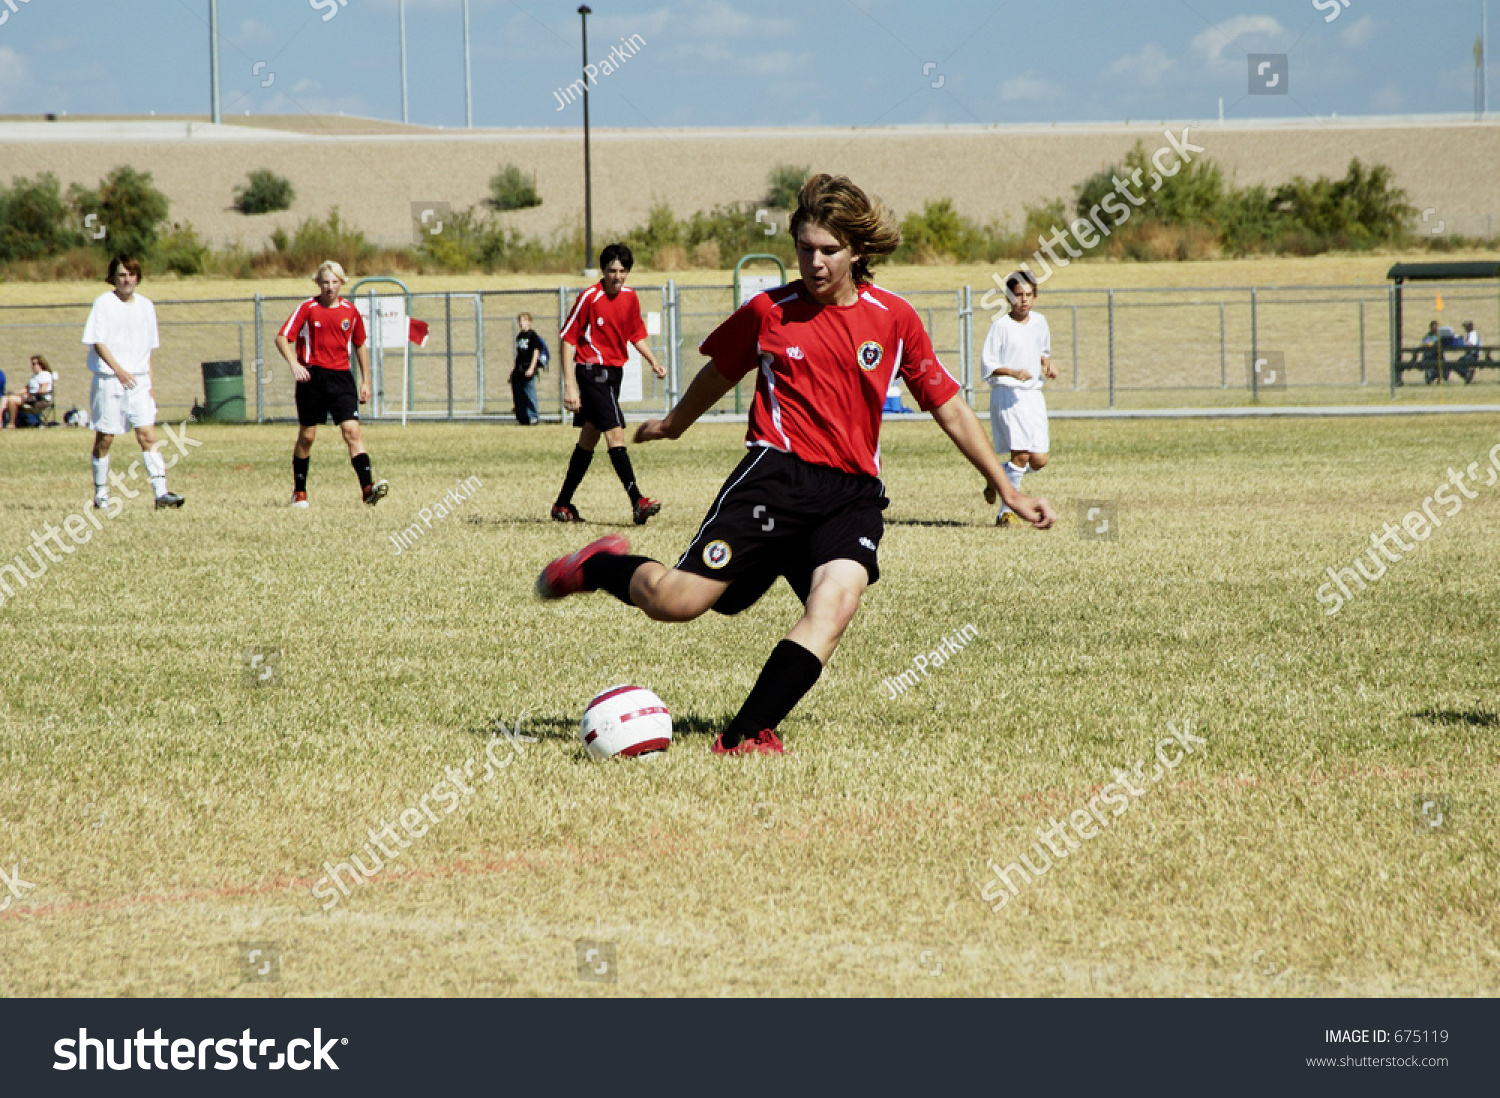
[1448,320,1482,384]
[1420,321,1442,384]
[2,355,56,428]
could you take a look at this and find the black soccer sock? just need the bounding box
[293,455,309,492]
[608,446,642,505]
[582,553,654,606]
[352,452,373,489]
[557,445,594,506]
[720,639,824,748]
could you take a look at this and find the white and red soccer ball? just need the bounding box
[580,685,672,759]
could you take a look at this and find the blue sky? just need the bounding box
[0,0,1493,128]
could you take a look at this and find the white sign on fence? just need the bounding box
[355,295,410,350]
[738,273,783,306]
[621,346,644,403]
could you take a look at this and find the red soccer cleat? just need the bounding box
[551,502,583,523]
[632,496,662,526]
[535,534,630,600]
[711,728,785,755]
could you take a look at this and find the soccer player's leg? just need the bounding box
[714,464,883,754]
[89,375,125,507]
[133,409,183,510]
[555,382,605,521]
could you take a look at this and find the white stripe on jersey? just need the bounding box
[757,353,793,452]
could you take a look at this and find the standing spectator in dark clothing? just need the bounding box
[512,312,544,425]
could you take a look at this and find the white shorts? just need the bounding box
[90,374,158,436]
[989,387,1049,454]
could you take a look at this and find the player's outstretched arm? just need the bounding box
[930,393,1056,529]
[634,360,736,443]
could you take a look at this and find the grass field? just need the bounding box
[0,415,1497,997]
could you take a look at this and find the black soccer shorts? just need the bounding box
[676,448,888,616]
[295,366,360,427]
[572,362,625,431]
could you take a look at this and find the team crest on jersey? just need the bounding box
[341,318,351,331]
[857,341,883,371]
[702,540,732,569]
[787,346,805,360]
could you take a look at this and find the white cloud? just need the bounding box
[595,0,796,47]
[1105,43,1174,89]
[228,19,277,49]
[1339,16,1379,49]
[1369,83,1404,112]
[1190,15,1285,68]
[1000,74,1063,102]
[0,46,30,110]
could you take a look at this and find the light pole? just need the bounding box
[579,4,596,276]
[209,0,221,123]
[463,0,473,128]
[399,0,409,124]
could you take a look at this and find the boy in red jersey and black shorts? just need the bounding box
[538,175,1055,755]
[275,261,388,508]
[551,243,667,525]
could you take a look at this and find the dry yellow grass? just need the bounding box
[0,418,1497,996]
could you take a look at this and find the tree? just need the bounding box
[69,165,170,257]
[763,164,811,210]
[0,173,79,261]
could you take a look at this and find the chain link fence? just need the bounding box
[4,281,1495,423]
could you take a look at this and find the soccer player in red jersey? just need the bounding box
[539,175,1055,755]
[551,243,667,525]
[274,261,388,508]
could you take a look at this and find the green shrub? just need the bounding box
[763,164,811,210]
[234,170,296,215]
[488,164,541,211]
[154,221,209,275]
[263,209,372,273]
[68,165,170,258]
[0,173,79,261]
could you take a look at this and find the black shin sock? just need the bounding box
[558,446,594,506]
[582,554,654,606]
[608,446,642,504]
[293,455,309,492]
[352,453,373,489]
[721,639,823,747]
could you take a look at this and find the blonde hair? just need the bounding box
[314,260,348,285]
[789,174,901,283]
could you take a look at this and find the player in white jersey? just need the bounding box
[83,255,183,511]
[980,271,1053,526]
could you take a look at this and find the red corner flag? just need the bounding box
[408,318,430,347]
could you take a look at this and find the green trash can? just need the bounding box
[200,360,246,423]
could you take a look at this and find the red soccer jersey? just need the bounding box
[559,284,648,367]
[700,281,960,477]
[279,297,367,371]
